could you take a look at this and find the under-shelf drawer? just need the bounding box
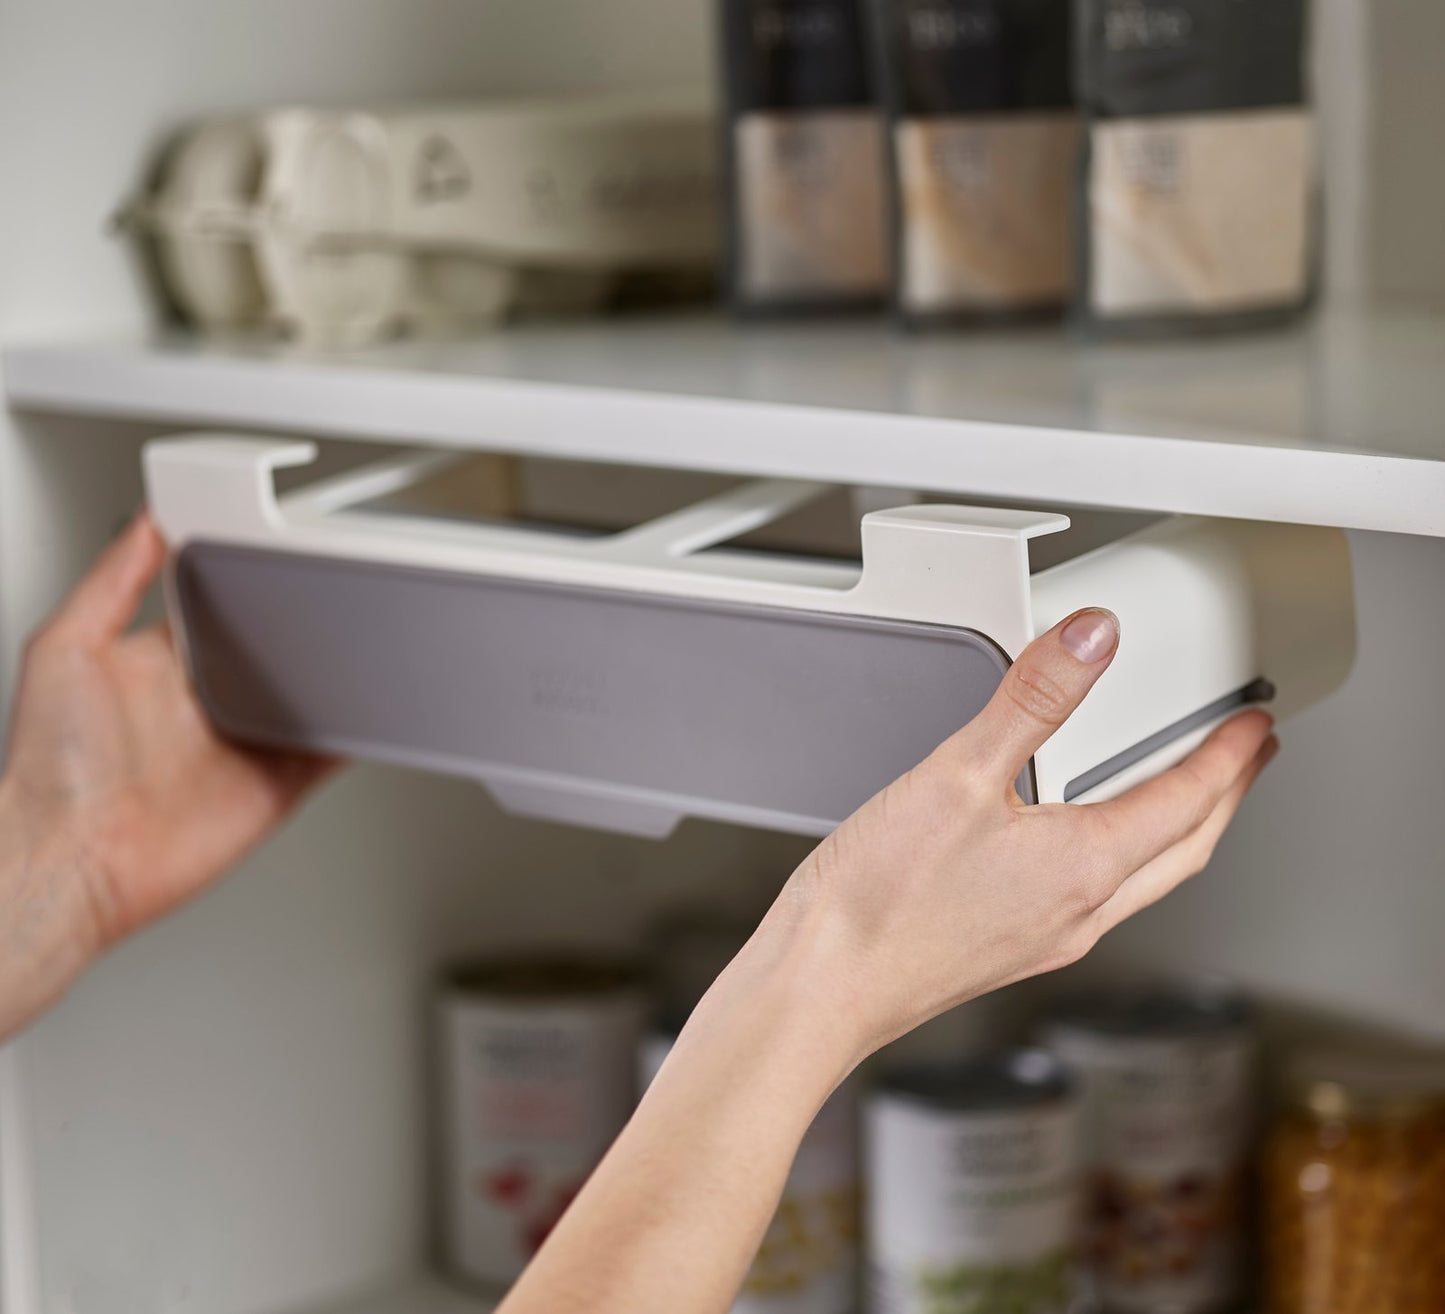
[145,436,1356,837]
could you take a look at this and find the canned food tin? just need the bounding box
[641,1029,861,1314]
[1043,984,1254,1314]
[438,958,645,1291]
[865,1049,1080,1314]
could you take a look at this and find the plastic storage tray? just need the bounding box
[145,436,1356,837]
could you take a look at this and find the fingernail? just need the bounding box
[1060,609,1119,664]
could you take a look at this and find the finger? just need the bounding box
[1083,710,1275,877]
[942,608,1120,789]
[121,611,341,791]
[49,511,166,647]
[1094,734,1278,930]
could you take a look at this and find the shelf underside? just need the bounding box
[6,306,1445,536]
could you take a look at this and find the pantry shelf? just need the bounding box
[6,305,1445,536]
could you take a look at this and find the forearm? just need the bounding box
[0,779,102,1041]
[497,904,857,1314]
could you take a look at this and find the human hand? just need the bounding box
[763,607,1277,1068]
[498,611,1275,1314]
[0,512,334,1038]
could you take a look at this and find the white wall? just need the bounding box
[1355,0,1445,304]
[2,2,1444,1313]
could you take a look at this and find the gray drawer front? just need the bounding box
[175,542,1024,835]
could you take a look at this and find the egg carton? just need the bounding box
[119,89,718,345]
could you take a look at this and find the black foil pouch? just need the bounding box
[721,0,891,312]
[871,0,1077,325]
[1076,0,1315,333]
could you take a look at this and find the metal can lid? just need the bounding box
[442,955,643,999]
[1045,981,1251,1040]
[877,1048,1074,1113]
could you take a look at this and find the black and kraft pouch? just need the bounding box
[870,0,1076,326]
[720,0,890,313]
[1075,0,1315,334]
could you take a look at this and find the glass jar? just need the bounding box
[1263,1055,1445,1314]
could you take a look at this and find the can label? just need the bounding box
[441,990,644,1288]
[641,1032,860,1314]
[865,1097,1079,1314]
[1046,1028,1252,1314]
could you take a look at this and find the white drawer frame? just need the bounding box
[146,435,1356,834]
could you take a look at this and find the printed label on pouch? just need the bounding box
[723,0,888,306]
[875,0,1076,317]
[1077,0,1312,325]
[1088,110,1311,316]
[897,113,1078,313]
[735,111,889,301]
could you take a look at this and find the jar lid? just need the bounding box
[443,955,643,999]
[877,1048,1074,1113]
[1045,979,1251,1039]
[1290,1050,1445,1121]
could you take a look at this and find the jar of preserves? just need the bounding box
[1264,1054,1445,1314]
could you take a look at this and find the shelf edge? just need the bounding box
[7,344,1444,537]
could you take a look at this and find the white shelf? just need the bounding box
[6,306,1445,536]
[308,1276,495,1314]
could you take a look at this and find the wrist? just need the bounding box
[0,776,107,1039]
[671,897,868,1129]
